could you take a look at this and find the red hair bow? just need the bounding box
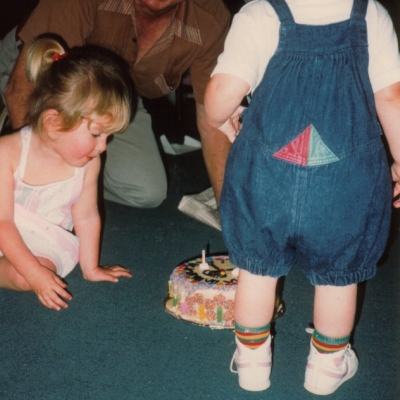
[52,52,67,61]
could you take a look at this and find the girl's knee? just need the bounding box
[12,273,32,292]
[0,257,31,291]
[14,257,56,292]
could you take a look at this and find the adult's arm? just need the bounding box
[188,1,231,203]
[375,81,400,207]
[4,44,34,129]
[196,102,231,203]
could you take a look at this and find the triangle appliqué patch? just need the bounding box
[273,125,339,166]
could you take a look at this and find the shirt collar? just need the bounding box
[174,0,202,46]
[99,0,202,46]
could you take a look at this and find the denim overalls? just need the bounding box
[220,0,392,286]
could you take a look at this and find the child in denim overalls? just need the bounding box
[205,0,400,395]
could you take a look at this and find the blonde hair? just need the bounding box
[25,37,133,136]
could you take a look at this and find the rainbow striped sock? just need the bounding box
[312,329,350,354]
[235,322,271,350]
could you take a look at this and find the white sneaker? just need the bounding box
[230,335,272,391]
[178,187,221,231]
[304,342,359,395]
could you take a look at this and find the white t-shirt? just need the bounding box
[212,0,400,94]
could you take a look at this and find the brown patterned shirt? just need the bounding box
[18,0,231,103]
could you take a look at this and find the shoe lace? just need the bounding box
[230,351,238,374]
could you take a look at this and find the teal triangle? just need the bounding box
[307,125,340,166]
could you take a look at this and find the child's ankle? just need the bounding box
[311,329,350,353]
[235,322,271,350]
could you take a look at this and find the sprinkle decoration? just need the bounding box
[168,255,237,328]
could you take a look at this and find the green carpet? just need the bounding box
[1,189,399,399]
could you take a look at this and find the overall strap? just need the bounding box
[350,0,368,21]
[266,0,295,24]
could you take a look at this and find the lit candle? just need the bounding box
[199,249,209,271]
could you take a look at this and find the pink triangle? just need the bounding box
[273,125,311,166]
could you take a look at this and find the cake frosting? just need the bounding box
[165,255,238,329]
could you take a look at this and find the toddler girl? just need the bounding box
[0,37,134,311]
[205,0,400,395]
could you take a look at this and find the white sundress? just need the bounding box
[0,126,85,277]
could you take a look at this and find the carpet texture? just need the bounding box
[1,152,399,399]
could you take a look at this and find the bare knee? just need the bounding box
[4,266,31,291]
[0,257,30,291]
[12,273,32,292]
[0,256,56,292]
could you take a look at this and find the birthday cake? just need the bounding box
[165,254,238,329]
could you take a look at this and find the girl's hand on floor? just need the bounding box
[83,265,132,283]
[27,267,72,311]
